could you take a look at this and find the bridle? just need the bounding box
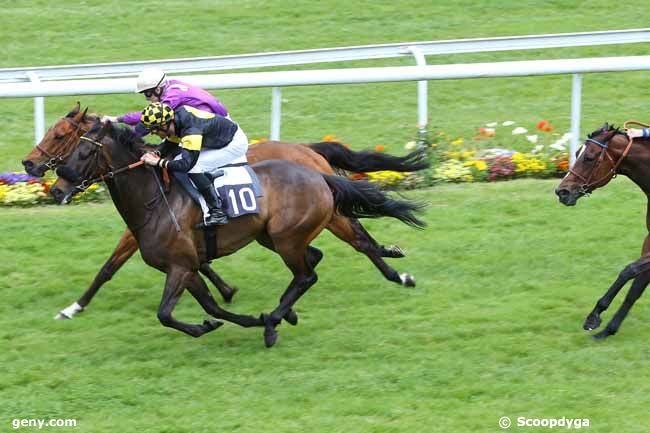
[73,133,144,193]
[35,117,89,170]
[568,130,634,194]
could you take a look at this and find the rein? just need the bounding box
[569,124,638,193]
[36,117,89,170]
[74,135,144,192]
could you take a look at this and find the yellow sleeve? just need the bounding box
[181,134,203,151]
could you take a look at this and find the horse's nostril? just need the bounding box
[22,160,33,169]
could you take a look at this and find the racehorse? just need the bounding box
[50,121,426,347]
[22,103,428,319]
[555,122,650,339]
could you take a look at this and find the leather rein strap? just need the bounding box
[75,136,144,191]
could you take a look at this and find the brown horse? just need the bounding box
[50,121,425,347]
[555,123,650,339]
[22,103,428,319]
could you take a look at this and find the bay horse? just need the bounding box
[555,122,650,339]
[22,103,428,319]
[50,121,425,347]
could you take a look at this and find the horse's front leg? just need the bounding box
[584,255,650,331]
[157,267,223,337]
[55,230,138,319]
[592,272,650,340]
[185,273,263,328]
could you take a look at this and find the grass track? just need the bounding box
[3,179,650,432]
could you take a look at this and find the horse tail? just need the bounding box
[323,174,426,229]
[308,141,430,173]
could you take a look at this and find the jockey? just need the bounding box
[101,67,229,137]
[139,102,249,227]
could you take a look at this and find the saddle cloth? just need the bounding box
[172,155,263,221]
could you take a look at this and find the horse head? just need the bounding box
[22,102,96,177]
[50,120,142,204]
[555,123,631,206]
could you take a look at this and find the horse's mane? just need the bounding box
[587,123,624,139]
[88,120,147,156]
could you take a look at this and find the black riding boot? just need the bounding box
[188,172,228,226]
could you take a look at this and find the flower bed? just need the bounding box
[320,119,571,189]
[0,172,106,207]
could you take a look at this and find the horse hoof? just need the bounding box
[284,309,299,326]
[54,312,71,320]
[592,328,615,340]
[222,287,239,304]
[385,245,406,258]
[261,313,279,347]
[400,273,416,287]
[203,319,224,332]
[583,314,601,331]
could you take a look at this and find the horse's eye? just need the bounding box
[54,133,65,140]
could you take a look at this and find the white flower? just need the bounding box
[526,135,539,144]
[531,144,544,154]
[486,122,498,127]
[483,127,495,133]
[404,141,416,150]
[550,142,567,151]
[512,127,528,135]
[502,121,515,126]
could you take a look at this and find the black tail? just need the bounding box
[323,174,426,229]
[309,141,430,173]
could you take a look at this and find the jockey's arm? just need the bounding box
[158,148,199,172]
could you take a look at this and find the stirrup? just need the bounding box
[196,211,228,228]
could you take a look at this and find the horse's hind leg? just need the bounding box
[260,241,319,348]
[592,271,650,340]
[55,229,139,320]
[198,263,238,303]
[584,255,650,331]
[326,215,415,287]
[185,273,263,328]
[156,267,223,337]
[254,234,316,326]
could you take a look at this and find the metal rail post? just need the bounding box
[570,73,582,166]
[270,87,282,140]
[26,72,45,144]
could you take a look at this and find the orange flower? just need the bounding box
[543,125,554,132]
[322,134,340,143]
[374,144,385,152]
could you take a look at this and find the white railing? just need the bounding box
[3,55,650,163]
[1,30,649,160]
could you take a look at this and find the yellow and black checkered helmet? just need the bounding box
[140,102,174,129]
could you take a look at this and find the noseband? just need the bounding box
[35,117,89,170]
[569,134,634,194]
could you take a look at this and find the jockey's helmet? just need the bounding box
[136,68,167,93]
[140,102,174,130]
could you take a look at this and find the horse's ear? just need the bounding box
[66,102,81,118]
[602,122,610,131]
[80,107,89,122]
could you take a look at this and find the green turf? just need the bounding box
[3,1,650,432]
[2,179,650,432]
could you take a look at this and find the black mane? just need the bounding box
[587,123,623,139]
[88,120,145,155]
